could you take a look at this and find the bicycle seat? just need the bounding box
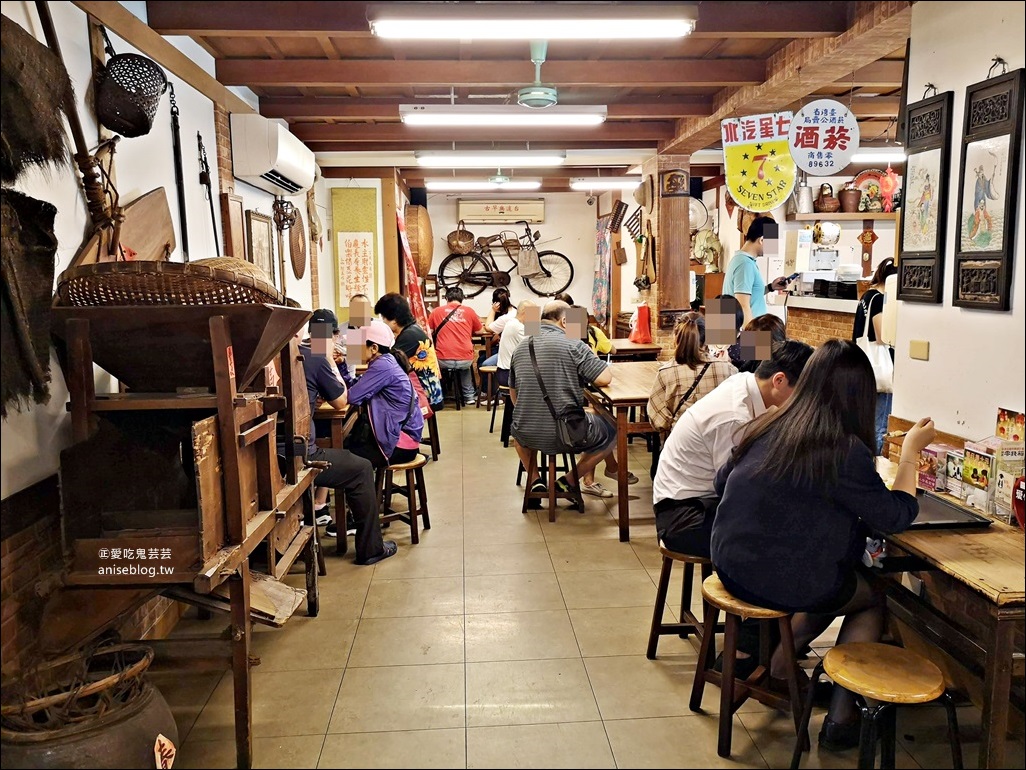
[478,234,502,247]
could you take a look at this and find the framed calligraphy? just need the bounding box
[953,69,1023,310]
[897,91,953,303]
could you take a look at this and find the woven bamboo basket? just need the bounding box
[445,219,474,255]
[405,204,433,276]
[54,257,294,307]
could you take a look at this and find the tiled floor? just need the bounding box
[157,407,1014,769]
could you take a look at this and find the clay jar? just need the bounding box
[839,184,863,213]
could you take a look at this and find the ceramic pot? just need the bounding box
[839,187,862,213]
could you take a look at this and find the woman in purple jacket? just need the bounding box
[342,320,424,466]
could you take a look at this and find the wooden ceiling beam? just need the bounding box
[786,96,901,119]
[147,1,852,38]
[216,59,765,88]
[843,60,904,89]
[662,2,912,155]
[294,122,674,143]
[259,97,714,121]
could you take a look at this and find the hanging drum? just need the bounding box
[405,204,433,276]
[290,209,307,280]
[95,29,167,138]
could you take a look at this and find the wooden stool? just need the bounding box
[498,386,514,445]
[439,368,463,411]
[490,384,509,434]
[374,454,431,544]
[516,452,570,487]
[478,365,497,409]
[420,412,441,461]
[646,543,721,659]
[690,574,806,758]
[790,643,963,770]
[520,449,585,523]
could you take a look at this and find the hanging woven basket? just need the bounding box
[94,28,167,138]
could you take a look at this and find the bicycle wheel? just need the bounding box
[437,252,490,298]
[524,250,574,297]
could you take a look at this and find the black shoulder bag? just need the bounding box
[431,306,460,344]
[670,362,712,421]
[528,338,592,451]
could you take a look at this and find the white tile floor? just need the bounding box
[155,406,1018,768]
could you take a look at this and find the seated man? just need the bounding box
[508,301,616,503]
[497,299,537,387]
[428,286,483,406]
[299,314,397,565]
[653,339,813,559]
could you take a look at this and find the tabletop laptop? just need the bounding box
[908,490,993,530]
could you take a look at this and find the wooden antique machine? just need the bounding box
[47,260,323,769]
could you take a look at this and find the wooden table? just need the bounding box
[315,405,356,556]
[585,361,661,542]
[876,458,1025,768]
[609,338,662,361]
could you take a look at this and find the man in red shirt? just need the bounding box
[429,287,483,406]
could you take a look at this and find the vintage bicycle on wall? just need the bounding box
[438,219,574,297]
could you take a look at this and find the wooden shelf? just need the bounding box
[786,212,898,222]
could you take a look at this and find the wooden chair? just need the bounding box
[520,449,585,523]
[646,543,721,659]
[478,365,497,409]
[790,642,963,770]
[374,454,431,544]
[690,574,806,758]
[439,367,463,411]
[420,412,441,461]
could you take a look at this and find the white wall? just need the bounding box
[0,2,315,498]
[423,192,600,317]
[891,1,1025,440]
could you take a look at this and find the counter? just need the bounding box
[784,294,858,347]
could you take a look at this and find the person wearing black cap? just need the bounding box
[308,308,355,387]
[300,309,397,565]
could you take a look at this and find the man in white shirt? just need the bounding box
[653,339,813,558]
[497,299,537,387]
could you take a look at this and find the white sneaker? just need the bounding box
[314,508,332,526]
[581,481,613,498]
[604,470,640,485]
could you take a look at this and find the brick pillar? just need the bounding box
[213,104,235,199]
[639,154,692,359]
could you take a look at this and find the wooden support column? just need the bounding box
[609,193,622,337]
[641,154,692,358]
[381,171,401,294]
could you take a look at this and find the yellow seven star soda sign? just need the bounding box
[721,112,797,213]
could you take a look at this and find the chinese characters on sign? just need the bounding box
[721,111,798,213]
[787,99,860,175]
[337,231,376,301]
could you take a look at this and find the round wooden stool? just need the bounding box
[420,412,441,461]
[690,574,806,758]
[374,454,431,544]
[478,365,497,409]
[646,543,722,659]
[790,642,963,770]
[520,449,585,522]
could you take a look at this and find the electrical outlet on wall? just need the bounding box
[909,340,930,360]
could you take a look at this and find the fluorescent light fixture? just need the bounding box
[400,104,606,127]
[425,180,542,192]
[851,149,906,163]
[570,177,642,191]
[415,151,566,168]
[369,3,698,40]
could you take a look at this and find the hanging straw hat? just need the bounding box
[632,174,654,214]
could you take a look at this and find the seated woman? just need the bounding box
[481,288,515,368]
[710,339,935,751]
[340,319,425,467]
[725,313,785,373]
[648,312,736,434]
[586,313,613,356]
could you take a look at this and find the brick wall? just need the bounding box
[1,480,184,676]
[786,307,854,347]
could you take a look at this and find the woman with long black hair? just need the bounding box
[711,339,936,750]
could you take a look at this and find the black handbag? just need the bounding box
[527,338,592,452]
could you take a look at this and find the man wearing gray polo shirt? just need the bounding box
[509,301,616,500]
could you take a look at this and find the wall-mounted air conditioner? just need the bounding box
[231,113,315,196]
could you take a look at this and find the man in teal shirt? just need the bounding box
[722,217,787,328]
